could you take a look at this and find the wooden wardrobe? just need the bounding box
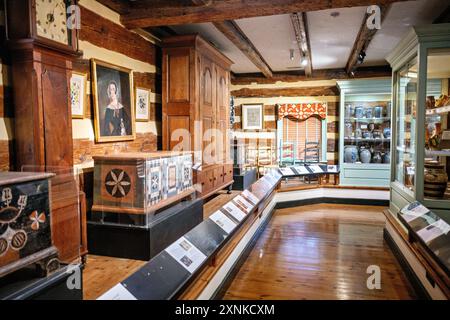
[162,34,234,198]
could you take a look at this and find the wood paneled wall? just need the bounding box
[72,2,162,166]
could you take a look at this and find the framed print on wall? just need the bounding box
[135,87,150,121]
[70,72,87,119]
[91,59,136,142]
[242,104,263,130]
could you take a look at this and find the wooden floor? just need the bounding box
[223,203,417,300]
[82,190,239,300]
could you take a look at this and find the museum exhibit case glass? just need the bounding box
[337,79,392,187]
[387,23,450,217]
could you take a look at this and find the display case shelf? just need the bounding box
[426,105,450,115]
[337,79,392,187]
[425,150,450,157]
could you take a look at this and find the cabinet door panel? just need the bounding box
[168,116,190,150]
[168,54,190,102]
[41,64,73,168]
[200,57,216,164]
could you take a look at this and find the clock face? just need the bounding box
[35,0,69,45]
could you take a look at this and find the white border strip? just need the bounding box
[198,197,277,300]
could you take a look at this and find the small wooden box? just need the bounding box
[0,172,58,278]
[92,152,194,216]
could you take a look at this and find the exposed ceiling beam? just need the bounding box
[290,12,312,77]
[434,5,450,24]
[213,20,273,78]
[345,4,392,75]
[120,0,409,29]
[191,0,213,6]
[96,0,130,14]
[230,66,392,85]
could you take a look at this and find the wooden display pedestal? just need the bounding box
[87,199,204,261]
[0,264,83,300]
[232,169,257,191]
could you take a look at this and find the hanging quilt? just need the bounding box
[278,103,327,121]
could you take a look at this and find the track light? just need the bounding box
[301,53,308,67]
[290,49,295,61]
[357,51,366,64]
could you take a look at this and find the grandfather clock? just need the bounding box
[5,0,82,263]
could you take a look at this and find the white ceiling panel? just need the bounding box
[307,6,367,70]
[170,23,260,73]
[363,0,450,66]
[235,14,302,72]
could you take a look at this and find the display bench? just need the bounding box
[279,164,340,185]
[97,169,282,300]
[88,151,202,261]
[337,79,392,187]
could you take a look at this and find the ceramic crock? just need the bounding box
[359,147,372,164]
[344,145,358,163]
[424,161,448,199]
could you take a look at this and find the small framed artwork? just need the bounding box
[135,87,150,121]
[91,59,136,142]
[242,104,263,130]
[70,72,87,119]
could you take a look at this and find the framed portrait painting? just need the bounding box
[91,59,136,142]
[242,104,263,130]
[70,72,87,118]
[135,87,150,121]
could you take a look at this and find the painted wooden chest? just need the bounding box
[92,152,194,216]
[0,172,58,278]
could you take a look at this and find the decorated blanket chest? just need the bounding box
[0,172,59,278]
[92,152,194,217]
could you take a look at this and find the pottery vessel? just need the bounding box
[359,147,372,164]
[424,161,448,199]
[344,146,358,163]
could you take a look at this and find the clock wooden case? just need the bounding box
[5,0,82,264]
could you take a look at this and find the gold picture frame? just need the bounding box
[70,71,87,119]
[135,86,150,122]
[91,59,136,143]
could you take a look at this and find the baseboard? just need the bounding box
[383,228,430,300]
[276,197,389,209]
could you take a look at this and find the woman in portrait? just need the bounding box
[101,81,131,137]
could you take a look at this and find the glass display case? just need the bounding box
[337,79,392,187]
[387,23,450,217]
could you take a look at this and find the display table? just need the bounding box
[279,164,340,185]
[98,170,282,300]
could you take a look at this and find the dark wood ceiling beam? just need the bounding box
[96,0,130,14]
[290,12,312,77]
[213,20,273,78]
[433,5,450,24]
[121,0,409,29]
[191,0,213,6]
[345,4,391,75]
[230,65,392,85]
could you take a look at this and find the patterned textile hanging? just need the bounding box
[278,103,327,121]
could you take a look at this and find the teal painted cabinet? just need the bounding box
[386,24,450,219]
[337,79,392,187]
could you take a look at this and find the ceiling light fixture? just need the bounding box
[290,49,295,61]
[357,51,366,64]
[301,53,308,67]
